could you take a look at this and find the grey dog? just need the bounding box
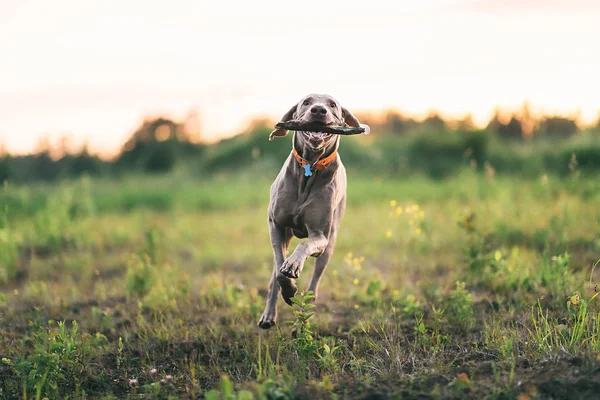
[258,93,370,329]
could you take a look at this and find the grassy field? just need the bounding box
[1,169,600,399]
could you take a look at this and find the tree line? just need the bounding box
[1,104,599,183]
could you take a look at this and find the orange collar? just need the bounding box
[292,146,337,172]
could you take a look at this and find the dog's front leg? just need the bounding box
[259,221,292,329]
[279,232,328,282]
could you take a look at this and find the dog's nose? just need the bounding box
[310,105,327,116]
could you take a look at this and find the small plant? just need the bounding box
[430,304,449,349]
[30,183,94,253]
[116,337,125,370]
[529,289,600,355]
[413,313,430,351]
[68,175,96,220]
[204,375,254,400]
[141,226,164,264]
[316,339,340,371]
[458,211,497,275]
[287,291,319,358]
[445,281,474,333]
[6,320,96,399]
[537,252,574,296]
[400,294,421,318]
[0,205,19,284]
[126,253,154,298]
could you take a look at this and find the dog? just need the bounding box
[258,93,370,329]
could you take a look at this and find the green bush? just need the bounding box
[445,281,474,333]
[406,129,488,179]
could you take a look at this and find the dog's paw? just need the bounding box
[258,312,277,329]
[280,255,303,279]
[277,274,298,306]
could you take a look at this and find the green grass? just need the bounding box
[1,170,600,399]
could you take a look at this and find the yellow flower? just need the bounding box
[419,210,424,217]
[359,256,365,262]
[570,293,580,307]
[416,228,422,235]
[332,269,338,276]
[13,289,19,296]
[386,231,392,238]
[354,304,359,309]
[353,279,359,285]
[390,200,397,207]
[396,207,403,215]
[393,289,400,296]
[346,252,353,259]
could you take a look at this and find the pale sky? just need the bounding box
[1,0,599,156]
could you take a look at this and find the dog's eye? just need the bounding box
[303,100,310,106]
[330,102,336,108]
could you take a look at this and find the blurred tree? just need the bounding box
[0,144,10,182]
[456,114,475,131]
[422,112,447,131]
[181,110,203,142]
[117,116,204,174]
[516,101,537,136]
[243,117,273,133]
[68,144,103,176]
[592,113,600,134]
[535,116,579,138]
[383,110,417,135]
[32,136,61,181]
[487,110,524,140]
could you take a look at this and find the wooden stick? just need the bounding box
[275,120,366,135]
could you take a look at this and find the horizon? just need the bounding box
[1,0,599,156]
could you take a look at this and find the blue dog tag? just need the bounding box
[303,164,313,177]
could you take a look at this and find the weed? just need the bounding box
[5,320,101,399]
[126,254,154,299]
[529,289,600,355]
[287,291,319,358]
[445,281,474,333]
[0,205,19,284]
[204,374,294,400]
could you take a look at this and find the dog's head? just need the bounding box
[269,93,368,150]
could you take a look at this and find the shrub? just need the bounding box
[445,281,474,333]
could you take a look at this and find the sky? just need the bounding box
[1,0,599,156]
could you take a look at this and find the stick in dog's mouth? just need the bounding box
[275,120,367,136]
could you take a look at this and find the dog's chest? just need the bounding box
[271,193,329,237]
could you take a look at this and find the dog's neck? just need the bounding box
[292,132,339,166]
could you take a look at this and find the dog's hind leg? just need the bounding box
[307,226,338,301]
[259,223,292,329]
[307,197,345,300]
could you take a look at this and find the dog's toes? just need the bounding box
[280,259,301,279]
[258,313,276,329]
[280,269,298,279]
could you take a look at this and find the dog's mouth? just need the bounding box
[304,131,333,148]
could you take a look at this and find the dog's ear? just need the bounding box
[342,107,371,135]
[269,103,298,141]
